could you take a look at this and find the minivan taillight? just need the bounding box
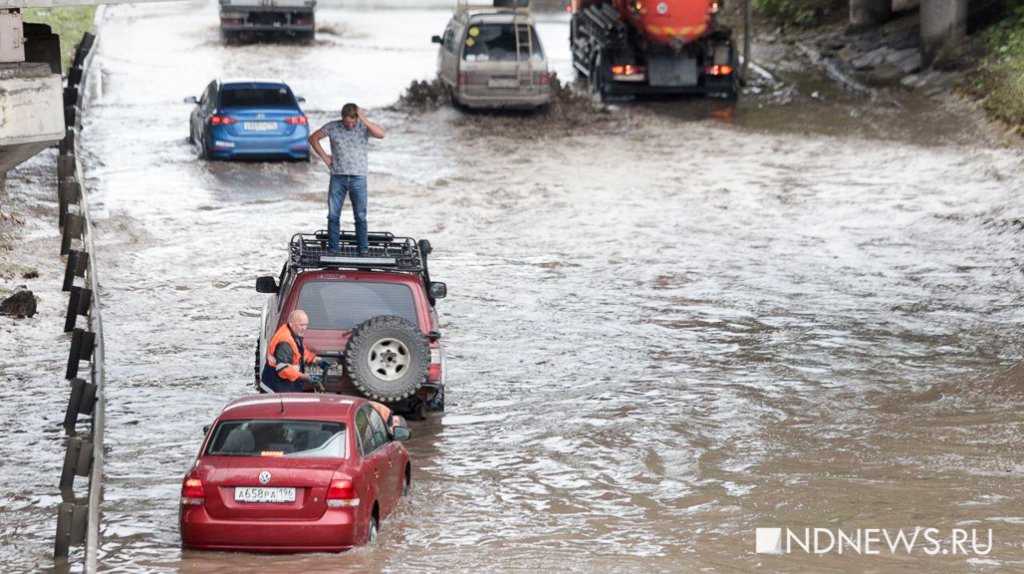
[181,476,205,506]
[210,115,237,125]
[326,478,359,508]
[285,116,307,125]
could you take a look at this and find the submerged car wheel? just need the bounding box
[345,316,429,402]
[367,514,379,545]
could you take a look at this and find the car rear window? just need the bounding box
[206,419,346,458]
[219,87,295,108]
[462,23,543,61]
[297,281,418,331]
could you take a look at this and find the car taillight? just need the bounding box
[210,115,237,125]
[611,64,643,76]
[430,347,441,365]
[458,73,467,86]
[181,476,205,506]
[285,116,307,125]
[326,478,360,508]
[706,65,733,76]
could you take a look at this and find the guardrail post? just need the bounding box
[58,179,81,229]
[60,437,84,487]
[64,86,79,107]
[54,502,88,558]
[60,128,76,156]
[63,379,99,433]
[64,286,91,332]
[63,250,89,291]
[66,329,96,380]
[64,105,77,130]
[61,213,84,256]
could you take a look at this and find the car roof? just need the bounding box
[217,393,362,421]
[465,12,535,25]
[295,268,426,286]
[219,78,291,89]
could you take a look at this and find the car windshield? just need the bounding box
[462,23,544,62]
[219,87,295,108]
[206,419,346,458]
[297,280,418,331]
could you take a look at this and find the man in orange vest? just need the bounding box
[369,401,405,435]
[259,309,331,393]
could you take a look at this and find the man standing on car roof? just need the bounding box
[260,309,331,393]
[308,104,385,256]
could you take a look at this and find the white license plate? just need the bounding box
[487,78,519,88]
[243,121,277,131]
[234,486,296,503]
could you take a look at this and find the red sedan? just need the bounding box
[179,393,411,552]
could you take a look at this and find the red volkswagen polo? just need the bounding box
[180,394,411,552]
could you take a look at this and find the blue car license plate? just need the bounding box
[243,121,277,131]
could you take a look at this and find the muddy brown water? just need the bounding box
[3,0,1024,572]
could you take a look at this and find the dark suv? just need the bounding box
[255,230,447,415]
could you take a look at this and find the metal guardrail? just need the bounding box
[52,31,105,573]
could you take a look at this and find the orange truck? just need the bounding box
[570,0,738,99]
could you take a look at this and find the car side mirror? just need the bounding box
[297,96,306,103]
[392,426,411,441]
[431,35,442,44]
[429,282,447,299]
[184,96,198,104]
[202,424,211,435]
[256,276,279,293]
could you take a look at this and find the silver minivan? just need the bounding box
[432,2,551,110]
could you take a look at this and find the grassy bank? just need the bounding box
[21,6,96,74]
[754,0,846,28]
[963,6,1024,134]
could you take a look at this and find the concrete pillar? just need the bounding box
[850,0,892,26]
[921,0,967,61]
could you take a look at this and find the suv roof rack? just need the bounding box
[456,0,530,15]
[288,230,425,272]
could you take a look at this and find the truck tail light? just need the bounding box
[180,475,205,506]
[210,115,237,126]
[610,64,643,76]
[706,65,733,76]
[540,72,550,85]
[430,348,441,365]
[284,115,307,125]
[294,17,313,25]
[458,73,467,86]
[326,477,360,508]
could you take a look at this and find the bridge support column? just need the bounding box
[920,0,967,62]
[850,0,892,27]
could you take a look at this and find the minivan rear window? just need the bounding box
[462,23,543,61]
[297,281,418,331]
[220,87,295,108]
[206,419,346,458]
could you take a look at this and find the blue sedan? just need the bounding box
[187,79,310,161]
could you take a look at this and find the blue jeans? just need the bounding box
[327,174,368,253]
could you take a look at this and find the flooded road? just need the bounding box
[5,0,1024,571]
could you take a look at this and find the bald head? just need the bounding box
[288,310,310,336]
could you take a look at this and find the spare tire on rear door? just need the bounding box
[345,315,430,402]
